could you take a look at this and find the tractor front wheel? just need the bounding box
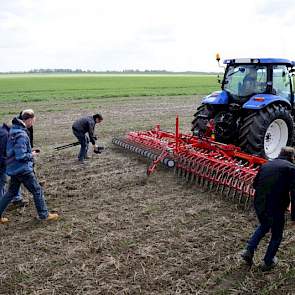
[191,104,214,137]
[239,104,294,159]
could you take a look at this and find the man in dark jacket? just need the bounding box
[0,110,59,224]
[241,147,295,271]
[72,113,103,162]
[0,123,24,207]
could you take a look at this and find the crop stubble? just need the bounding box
[0,96,295,294]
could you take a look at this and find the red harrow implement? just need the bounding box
[112,117,267,208]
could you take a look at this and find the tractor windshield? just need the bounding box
[272,65,292,100]
[224,65,267,98]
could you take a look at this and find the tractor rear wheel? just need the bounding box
[239,104,294,159]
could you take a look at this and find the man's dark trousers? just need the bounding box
[247,212,285,265]
[72,128,90,161]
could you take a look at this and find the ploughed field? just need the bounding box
[0,75,295,294]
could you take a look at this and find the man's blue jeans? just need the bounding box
[247,213,285,265]
[0,167,21,201]
[72,129,89,161]
[0,172,48,219]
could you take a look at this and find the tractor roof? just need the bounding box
[224,58,295,67]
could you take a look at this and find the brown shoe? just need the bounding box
[38,212,59,221]
[0,217,9,224]
[45,213,59,221]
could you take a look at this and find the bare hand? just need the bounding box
[32,150,40,156]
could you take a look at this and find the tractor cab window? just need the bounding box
[224,65,267,98]
[272,65,291,100]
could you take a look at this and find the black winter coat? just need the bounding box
[0,123,10,167]
[253,156,295,221]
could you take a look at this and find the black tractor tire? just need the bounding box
[238,104,294,158]
[191,104,213,136]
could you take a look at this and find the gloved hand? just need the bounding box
[93,145,104,154]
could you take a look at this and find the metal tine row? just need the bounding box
[213,162,254,208]
[173,149,256,209]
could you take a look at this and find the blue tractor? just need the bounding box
[192,57,295,159]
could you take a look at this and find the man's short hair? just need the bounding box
[279,146,295,161]
[93,113,103,121]
[21,109,35,121]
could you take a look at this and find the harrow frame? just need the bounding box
[112,116,267,208]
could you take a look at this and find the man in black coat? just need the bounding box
[241,147,295,271]
[72,113,103,162]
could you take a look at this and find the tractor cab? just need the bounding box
[192,57,295,159]
[222,58,294,104]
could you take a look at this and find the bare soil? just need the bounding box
[1,96,295,294]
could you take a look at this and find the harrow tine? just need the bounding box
[183,158,190,181]
[244,195,252,210]
[185,157,194,183]
[177,165,183,179]
[238,183,245,204]
[194,158,203,186]
[174,162,179,176]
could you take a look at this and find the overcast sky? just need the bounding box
[0,0,294,72]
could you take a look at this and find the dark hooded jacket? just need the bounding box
[72,116,97,145]
[253,156,295,221]
[5,118,33,176]
[18,112,33,147]
[0,123,10,168]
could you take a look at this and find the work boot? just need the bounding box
[45,213,59,221]
[240,248,254,266]
[38,212,59,221]
[260,257,278,272]
[0,217,9,224]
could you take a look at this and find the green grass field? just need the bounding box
[0,74,219,102]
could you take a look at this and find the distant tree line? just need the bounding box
[0,68,219,75]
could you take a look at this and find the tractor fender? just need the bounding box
[201,90,229,105]
[242,94,291,110]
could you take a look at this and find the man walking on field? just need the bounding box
[241,147,295,271]
[72,113,103,163]
[0,109,59,224]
